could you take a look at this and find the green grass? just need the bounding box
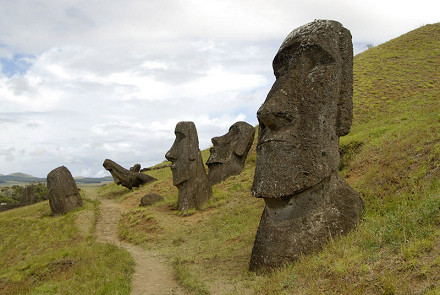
[0,195,134,295]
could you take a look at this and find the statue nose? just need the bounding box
[257,102,282,130]
[211,137,219,146]
[165,149,176,162]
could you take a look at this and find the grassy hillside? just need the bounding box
[0,192,134,294]
[112,23,440,294]
[1,23,439,294]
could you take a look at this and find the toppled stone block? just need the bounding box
[103,159,157,190]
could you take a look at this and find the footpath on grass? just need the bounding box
[93,192,185,295]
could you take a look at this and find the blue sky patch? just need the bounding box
[1,54,34,78]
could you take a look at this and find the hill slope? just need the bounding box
[113,23,440,294]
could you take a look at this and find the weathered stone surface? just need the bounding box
[249,20,365,272]
[130,164,141,173]
[21,184,35,205]
[140,193,164,206]
[249,173,365,272]
[47,166,83,215]
[165,121,212,212]
[103,159,157,190]
[206,121,255,184]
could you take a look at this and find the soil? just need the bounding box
[77,189,185,295]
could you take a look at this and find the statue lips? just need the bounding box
[257,131,298,151]
[258,138,286,146]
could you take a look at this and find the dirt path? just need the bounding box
[95,197,185,295]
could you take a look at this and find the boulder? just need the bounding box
[140,193,164,206]
[47,166,83,215]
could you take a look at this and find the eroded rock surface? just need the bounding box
[103,159,157,190]
[47,166,83,215]
[21,184,35,205]
[165,121,212,212]
[249,20,365,272]
[206,121,255,184]
[140,193,164,206]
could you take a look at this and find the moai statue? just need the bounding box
[21,184,35,205]
[103,159,157,190]
[249,20,365,272]
[206,121,255,185]
[165,121,212,212]
[47,166,83,215]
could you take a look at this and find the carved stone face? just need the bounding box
[206,121,254,166]
[165,122,199,186]
[206,121,255,184]
[103,159,156,189]
[251,20,353,198]
[103,159,127,186]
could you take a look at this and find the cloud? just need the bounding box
[0,0,439,177]
[0,147,16,162]
[29,148,46,156]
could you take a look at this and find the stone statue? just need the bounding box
[206,121,255,184]
[47,166,83,215]
[165,121,212,212]
[21,184,35,205]
[249,20,365,272]
[103,159,157,190]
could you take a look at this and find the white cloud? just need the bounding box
[29,148,46,157]
[0,147,16,162]
[0,0,439,177]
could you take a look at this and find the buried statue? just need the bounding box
[206,121,255,185]
[249,20,365,272]
[47,166,83,215]
[165,121,212,212]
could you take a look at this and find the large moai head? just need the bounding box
[165,121,201,186]
[206,121,255,184]
[252,19,353,199]
[165,121,212,211]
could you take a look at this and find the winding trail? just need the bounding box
[95,197,185,295]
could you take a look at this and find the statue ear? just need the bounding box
[187,122,200,161]
[336,27,354,137]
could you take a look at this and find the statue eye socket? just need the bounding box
[175,132,186,140]
[274,43,335,77]
[229,125,239,133]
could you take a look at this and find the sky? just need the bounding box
[0,0,439,178]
